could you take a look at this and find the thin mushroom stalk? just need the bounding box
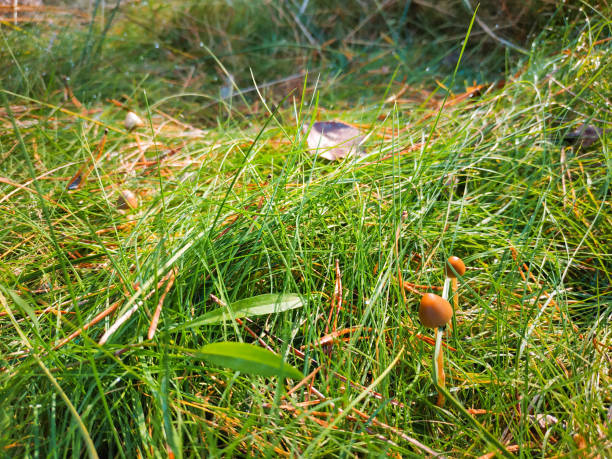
[419,293,453,407]
[433,326,445,406]
[436,278,452,405]
[443,277,452,305]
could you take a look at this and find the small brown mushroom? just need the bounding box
[445,256,466,278]
[445,256,466,319]
[419,292,452,406]
[419,293,453,329]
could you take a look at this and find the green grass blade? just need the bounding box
[191,342,303,380]
[177,293,304,329]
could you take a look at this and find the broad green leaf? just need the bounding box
[178,293,303,329]
[195,342,303,380]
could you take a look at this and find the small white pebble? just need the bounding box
[124,111,144,131]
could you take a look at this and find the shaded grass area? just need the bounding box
[1,1,611,457]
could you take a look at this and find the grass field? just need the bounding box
[1,1,611,457]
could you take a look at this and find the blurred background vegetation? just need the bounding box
[1,0,586,118]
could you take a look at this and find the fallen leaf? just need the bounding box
[304,121,365,161]
[117,189,138,210]
[529,413,560,430]
[564,124,603,148]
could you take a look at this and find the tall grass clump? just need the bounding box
[0,1,610,457]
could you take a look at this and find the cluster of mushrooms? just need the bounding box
[418,256,466,406]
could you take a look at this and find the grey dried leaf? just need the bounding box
[304,121,365,161]
[564,124,603,148]
[220,73,235,100]
[529,414,560,430]
[117,189,138,210]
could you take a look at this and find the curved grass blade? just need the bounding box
[195,342,303,380]
[177,293,304,329]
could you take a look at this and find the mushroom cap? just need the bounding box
[445,256,466,278]
[419,293,453,328]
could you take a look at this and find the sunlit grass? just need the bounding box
[0,1,610,457]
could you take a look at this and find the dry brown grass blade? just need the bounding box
[53,301,121,350]
[66,128,108,190]
[147,267,178,340]
[285,366,322,398]
[61,77,85,112]
[413,332,456,352]
[303,326,372,350]
[402,281,443,292]
[324,259,343,335]
[99,268,176,345]
[331,371,405,409]
[0,176,69,212]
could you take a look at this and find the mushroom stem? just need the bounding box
[442,277,451,301]
[418,292,452,407]
[445,256,466,325]
[433,277,452,406]
[434,326,445,406]
[442,277,452,332]
[452,277,458,311]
